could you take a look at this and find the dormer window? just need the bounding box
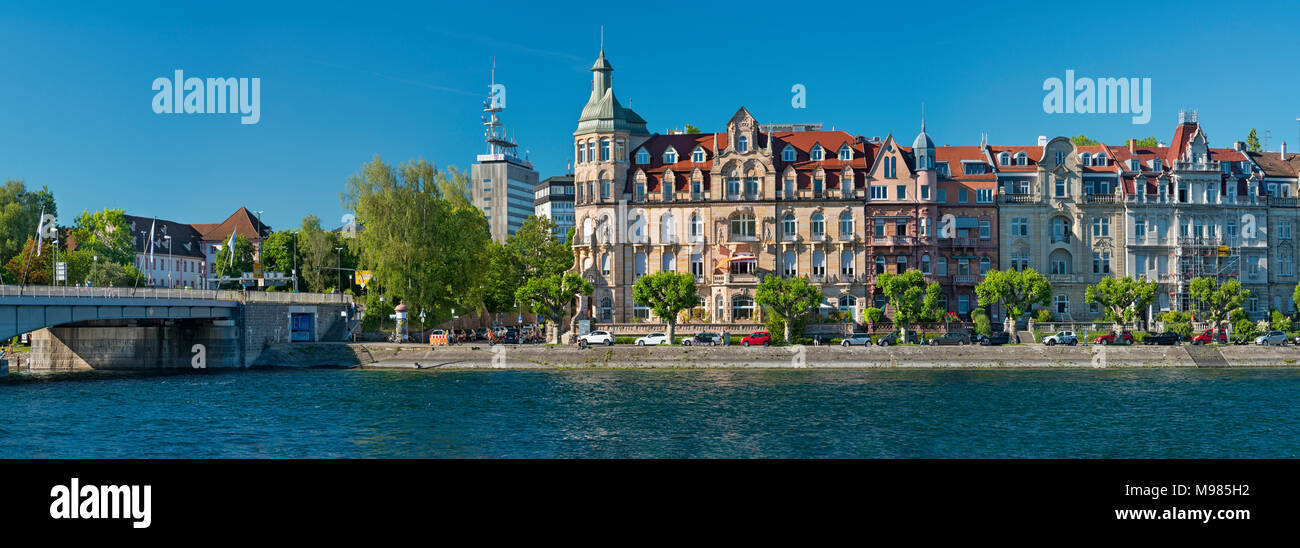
[782,145,797,162]
[936,162,950,177]
[1015,151,1028,166]
[1080,152,1092,166]
[811,145,824,162]
[963,162,986,175]
[839,145,852,161]
[691,147,705,162]
[636,148,650,165]
[998,152,1011,166]
[1095,154,1107,166]
[1129,159,1140,171]
[737,136,749,153]
[664,147,677,164]
[1055,151,1066,165]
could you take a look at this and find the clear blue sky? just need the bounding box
[3,0,1298,230]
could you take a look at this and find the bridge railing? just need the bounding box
[0,284,353,304]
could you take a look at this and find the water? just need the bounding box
[2,368,1298,458]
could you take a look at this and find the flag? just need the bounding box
[147,219,156,285]
[227,231,237,267]
[35,209,45,257]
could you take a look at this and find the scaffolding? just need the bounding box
[1171,238,1240,311]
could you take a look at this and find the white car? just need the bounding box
[1042,331,1078,346]
[1255,331,1288,346]
[579,330,615,346]
[635,333,670,346]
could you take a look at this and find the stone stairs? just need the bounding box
[1184,344,1229,367]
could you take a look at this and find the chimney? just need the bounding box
[1037,135,1048,146]
[1283,141,1289,161]
[1128,139,1137,154]
[1233,141,1246,152]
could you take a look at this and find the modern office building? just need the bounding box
[534,175,575,240]
[471,73,538,243]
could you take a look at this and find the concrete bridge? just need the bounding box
[0,285,355,371]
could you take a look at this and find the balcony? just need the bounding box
[872,236,913,246]
[1173,160,1221,172]
[1050,234,1072,244]
[1083,194,1118,204]
[1048,273,1079,283]
[947,237,979,247]
[953,274,978,285]
[1000,193,1035,204]
[1271,197,1298,207]
[691,191,703,201]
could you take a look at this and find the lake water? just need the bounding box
[3,368,1298,458]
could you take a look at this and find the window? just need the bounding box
[689,214,703,241]
[1282,253,1294,277]
[664,148,677,164]
[937,256,948,277]
[601,252,611,276]
[936,163,950,177]
[875,255,886,274]
[783,175,796,199]
[633,299,649,320]
[870,186,887,200]
[839,145,852,161]
[921,185,931,200]
[600,179,611,200]
[616,139,626,162]
[1015,152,1028,166]
[783,251,797,277]
[600,139,610,161]
[958,296,970,315]
[813,176,824,196]
[838,295,857,319]
[1011,218,1028,237]
[1055,151,1065,165]
[782,145,796,162]
[813,251,826,277]
[732,296,754,320]
[874,219,886,238]
[1134,221,1146,239]
[1095,154,1107,166]
[599,297,613,321]
[731,214,755,238]
[811,145,824,161]
[937,188,947,203]
[979,220,991,239]
[662,252,675,272]
[921,255,931,274]
[920,217,930,237]
[811,213,825,238]
[577,143,586,164]
[744,177,759,199]
[1282,221,1292,240]
[692,147,705,162]
[1054,176,1066,197]
[958,259,970,276]
[1092,217,1110,237]
[1051,256,1068,275]
[634,252,647,279]
[737,136,749,153]
[782,213,796,237]
[897,185,906,200]
[958,188,968,203]
[691,253,704,279]
[1092,252,1111,274]
[1055,294,1069,314]
[998,152,1010,165]
[841,250,855,276]
[977,189,993,203]
[727,177,741,198]
[1080,152,1091,166]
[635,148,649,164]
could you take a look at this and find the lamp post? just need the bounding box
[291,230,299,292]
[164,235,173,288]
[335,247,343,292]
[92,254,97,286]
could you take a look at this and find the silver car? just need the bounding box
[840,333,874,347]
[1255,330,1288,346]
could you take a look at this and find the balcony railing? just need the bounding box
[947,237,979,247]
[1000,193,1035,204]
[1083,194,1118,204]
[1173,160,1221,172]
[1051,234,1072,244]
[953,275,978,285]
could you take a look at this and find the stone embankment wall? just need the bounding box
[251,343,1300,369]
[28,321,241,371]
[241,302,351,366]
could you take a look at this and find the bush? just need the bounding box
[1234,318,1258,340]
[1132,330,1151,343]
[1160,311,1193,338]
[1033,309,1053,323]
[864,307,884,324]
[1272,309,1292,332]
[972,308,991,337]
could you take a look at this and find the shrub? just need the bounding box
[972,307,991,337]
[864,307,884,324]
[1033,309,1053,323]
[1271,309,1292,332]
[1160,311,1193,338]
[1132,330,1151,343]
[1234,318,1258,340]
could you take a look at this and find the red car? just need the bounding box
[740,332,771,347]
[1192,328,1228,345]
[1093,330,1134,345]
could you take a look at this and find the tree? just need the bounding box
[1291,280,1300,314]
[632,271,700,344]
[1247,129,1262,153]
[1271,309,1292,333]
[875,269,941,341]
[1188,277,1250,330]
[1084,276,1158,330]
[507,215,573,282]
[754,274,823,344]
[0,180,57,276]
[864,307,884,325]
[1134,136,1159,147]
[1231,308,1256,341]
[214,235,255,288]
[972,307,991,337]
[67,208,134,266]
[1071,135,1100,146]
[4,237,53,285]
[342,156,490,325]
[684,124,701,134]
[975,269,1052,330]
[515,273,593,344]
[1160,310,1193,338]
[260,230,299,279]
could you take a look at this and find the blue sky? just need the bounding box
[2,0,1298,230]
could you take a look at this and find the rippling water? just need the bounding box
[2,368,1298,458]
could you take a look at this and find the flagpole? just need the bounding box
[19,207,43,295]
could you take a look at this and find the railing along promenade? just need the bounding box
[0,284,353,304]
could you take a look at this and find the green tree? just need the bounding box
[1246,129,1262,153]
[507,215,574,282]
[4,237,53,285]
[864,307,884,324]
[754,275,823,344]
[1231,308,1257,340]
[875,269,940,341]
[1271,309,1292,333]
[1084,276,1158,330]
[684,124,701,134]
[1134,136,1159,147]
[1291,280,1300,314]
[515,272,593,344]
[260,230,299,279]
[342,156,490,325]
[1071,135,1100,146]
[1188,277,1250,330]
[632,271,700,344]
[975,268,1052,329]
[972,307,991,337]
[0,180,57,276]
[214,235,255,288]
[1160,310,1194,338]
[68,208,134,266]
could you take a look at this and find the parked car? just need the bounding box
[929,332,971,346]
[1142,332,1182,345]
[635,333,671,346]
[840,333,874,347]
[682,332,721,346]
[1093,330,1135,345]
[740,332,771,347]
[579,330,615,346]
[1192,328,1228,345]
[1254,330,1289,346]
[876,330,920,346]
[499,330,519,344]
[978,331,1011,346]
[475,327,489,340]
[1043,331,1078,346]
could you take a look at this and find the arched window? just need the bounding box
[661,212,675,243]
[716,294,724,320]
[662,252,675,272]
[664,147,677,164]
[689,213,703,241]
[783,145,797,162]
[600,252,611,275]
[636,148,650,164]
[1015,151,1028,166]
[737,135,749,153]
[634,252,647,279]
[629,214,645,243]
[583,217,595,244]
[839,211,854,236]
[783,172,796,199]
[692,147,705,162]
[875,255,886,274]
[921,254,931,274]
[600,138,611,161]
[1080,152,1091,166]
[782,212,796,237]
[840,249,855,276]
[838,295,857,320]
[998,152,1010,166]
[811,145,824,161]
[732,295,755,321]
[839,144,852,161]
[812,251,826,277]
[783,251,797,277]
[1095,153,1108,166]
[979,257,991,274]
[577,142,585,164]
[810,213,825,238]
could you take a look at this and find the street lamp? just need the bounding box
[92,255,97,287]
[164,235,172,288]
[419,309,426,337]
[291,230,299,293]
[335,247,343,292]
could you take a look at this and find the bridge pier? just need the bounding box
[29,319,242,371]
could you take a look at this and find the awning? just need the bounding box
[729,252,757,263]
[955,217,979,228]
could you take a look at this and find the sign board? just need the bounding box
[55,262,67,282]
[1217,246,1229,257]
[355,270,373,287]
[253,262,264,278]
